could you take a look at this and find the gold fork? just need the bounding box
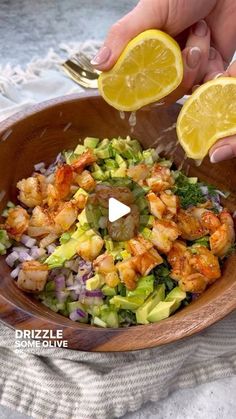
[62,52,100,89]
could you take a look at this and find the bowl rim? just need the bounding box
[0,92,236,352]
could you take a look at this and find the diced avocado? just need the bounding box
[73,187,88,201]
[93,316,107,328]
[86,274,104,291]
[111,162,127,178]
[115,154,125,165]
[147,300,177,323]
[165,286,186,313]
[95,147,111,159]
[77,209,89,226]
[110,295,145,311]
[105,159,118,170]
[45,238,80,268]
[102,285,117,296]
[83,137,100,149]
[135,285,165,325]
[136,196,148,212]
[0,230,12,255]
[74,144,86,155]
[141,227,152,240]
[142,149,156,165]
[127,275,155,299]
[120,250,131,260]
[59,232,72,244]
[101,309,119,328]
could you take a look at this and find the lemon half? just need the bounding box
[177,77,236,160]
[98,29,183,111]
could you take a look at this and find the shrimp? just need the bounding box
[17,174,47,208]
[94,254,120,287]
[71,149,97,174]
[179,273,208,293]
[200,211,221,233]
[132,248,163,276]
[117,258,137,290]
[5,206,30,241]
[75,170,96,192]
[189,245,221,282]
[147,164,174,192]
[151,219,180,253]
[54,201,78,232]
[210,210,235,257]
[28,206,54,237]
[167,241,192,281]
[127,235,153,255]
[160,191,179,216]
[107,205,139,241]
[17,261,48,293]
[177,209,207,240]
[95,184,134,208]
[76,234,104,261]
[54,164,73,200]
[127,163,150,183]
[147,192,166,219]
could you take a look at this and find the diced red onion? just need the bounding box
[21,234,37,248]
[200,186,209,195]
[10,265,20,279]
[65,259,80,273]
[56,290,68,303]
[55,275,65,291]
[47,244,56,254]
[5,251,19,267]
[34,162,45,172]
[69,308,86,321]
[13,246,29,254]
[18,251,33,262]
[85,290,103,298]
[66,273,74,287]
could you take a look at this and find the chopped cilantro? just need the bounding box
[191,236,210,248]
[172,171,205,209]
[154,262,176,292]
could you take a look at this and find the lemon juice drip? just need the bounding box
[119,111,125,120]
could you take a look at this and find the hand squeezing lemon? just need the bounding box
[98,29,236,161]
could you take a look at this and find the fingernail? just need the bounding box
[192,84,200,93]
[193,20,208,37]
[187,47,201,69]
[90,46,111,66]
[209,47,217,60]
[210,145,234,163]
[214,72,224,79]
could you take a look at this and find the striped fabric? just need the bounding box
[0,312,236,419]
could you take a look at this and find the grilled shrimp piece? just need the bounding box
[117,259,137,290]
[5,206,30,241]
[95,184,134,208]
[17,174,47,208]
[28,206,54,237]
[17,261,48,292]
[75,170,96,192]
[77,234,104,261]
[127,235,153,255]
[147,164,174,192]
[177,209,207,240]
[54,201,78,232]
[72,192,88,210]
[71,149,97,174]
[132,248,163,276]
[151,219,180,254]
[160,191,179,216]
[210,210,235,257]
[179,273,208,293]
[167,241,192,281]
[147,192,166,219]
[189,245,221,282]
[54,164,73,200]
[200,211,221,233]
[94,254,120,287]
[127,163,150,183]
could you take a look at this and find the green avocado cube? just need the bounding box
[147,301,176,323]
[135,285,165,325]
[110,295,145,311]
[83,137,100,149]
[127,275,155,299]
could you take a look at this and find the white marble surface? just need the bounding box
[0,1,236,418]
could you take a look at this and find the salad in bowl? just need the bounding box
[0,136,235,328]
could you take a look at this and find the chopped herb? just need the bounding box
[191,236,210,248]
[154,262,176,292]
[172,171,205,209]
[119,309,137,326]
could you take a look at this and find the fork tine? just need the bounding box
[73,52,101,75]
[62,62,98,89]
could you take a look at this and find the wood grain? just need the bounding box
[0,92,236,352]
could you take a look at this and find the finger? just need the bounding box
[210,137,236,163]
[91,0,216,70]
[163,21,210,104]
[225,60,236,77]
[203,47,225,82]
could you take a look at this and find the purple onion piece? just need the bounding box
[10,265,20,279]
[5,251,19,267]
[34,162,45,172]
[55,290,68,304]
[18,251,33,262]
[55,275,65,291]
[47,244,56,254]
[69,309,86,322]
[21,235,37,248]
[85,290,103,298]
[76,308,86,318]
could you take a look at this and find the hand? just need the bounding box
[209,61,236,163]
[91,0,236,102]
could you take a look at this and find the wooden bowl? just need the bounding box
[0,92,236,352]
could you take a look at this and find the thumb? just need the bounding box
[210,137,236,163]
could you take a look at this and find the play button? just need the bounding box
[108,198,131,222]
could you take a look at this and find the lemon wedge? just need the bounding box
[177,77,236,160]
[98,29,183,111]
